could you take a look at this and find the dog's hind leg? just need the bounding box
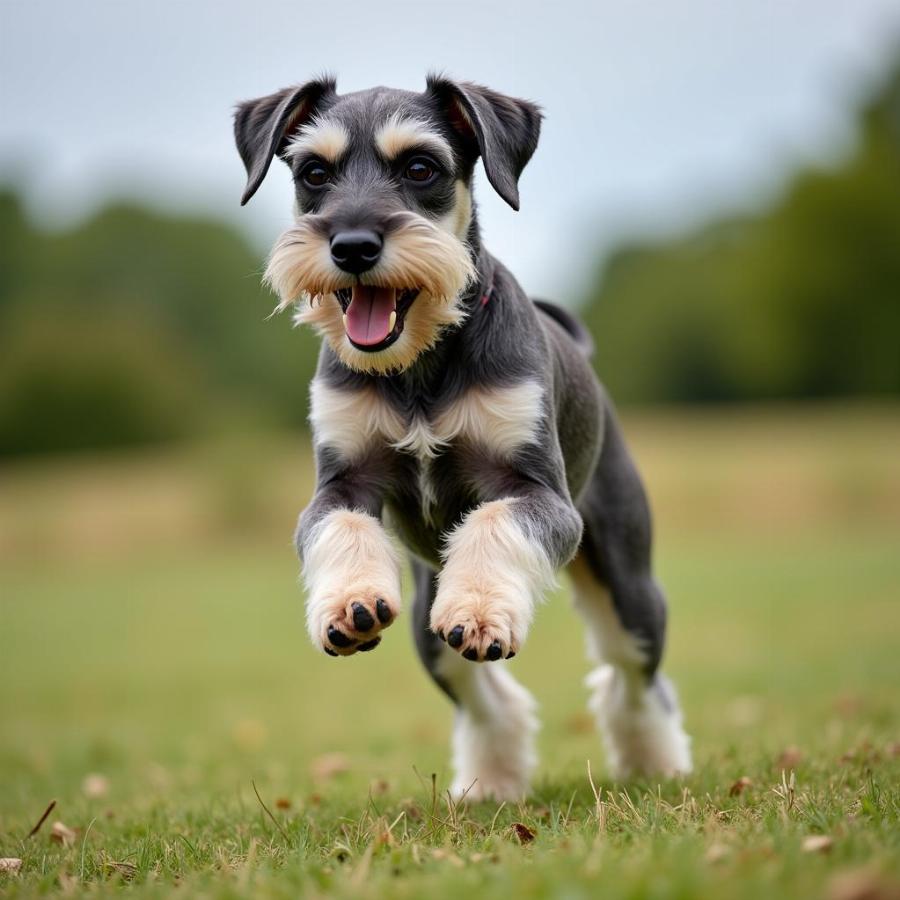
[412,557,538,801]
[571,406,691,779]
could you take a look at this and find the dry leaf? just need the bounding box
[803,834,835,854]
[431,848,465,867]
[275,797,292,810]
[50,821,77,847]
[705,843,730,863]
[231,719,268,752]
[0,858,23,874]
[310,752,350,781]
[827,867,900,900]
[103,859,138,881]
[776,746,804,769]
[511,822,536,844]
[729,776,753,797]
[82,773,110,799]
[565,711,595,734]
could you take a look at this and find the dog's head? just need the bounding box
[234,77,541,374]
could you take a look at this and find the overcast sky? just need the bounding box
[2,0,899,299]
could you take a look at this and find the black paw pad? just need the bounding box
[463,647,479,661]
[357,637,381,652]
[376,598,392,624]
[447,626,464,648]
[506,651,516,659]
[352,602,375,632]
[486,642,502,661]
[327,626,354,648]
[324,647,338,657]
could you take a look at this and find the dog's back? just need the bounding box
[533,299,594,358]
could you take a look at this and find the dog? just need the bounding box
[234,76,692,800]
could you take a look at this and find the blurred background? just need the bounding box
[1,0,899,821]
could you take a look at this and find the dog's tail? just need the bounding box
[532,299,595,358]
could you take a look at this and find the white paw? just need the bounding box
[430,584,526,662]
[308,586,400,657]
[303,509,401,657]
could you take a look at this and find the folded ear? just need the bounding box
[233,78,336,205]
[426,76,542,211]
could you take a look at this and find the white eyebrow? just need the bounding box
[284,119,350,163]
[374,114,454,167]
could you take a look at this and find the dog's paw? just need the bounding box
[430,589,524,662]
[309,589,399,657]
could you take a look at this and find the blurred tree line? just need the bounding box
[583,61,900,404]
[1,62,897,456]
[0,196,320,456]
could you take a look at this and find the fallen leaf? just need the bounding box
[275,797,292,810]
[0,858,22,874]
[310,752,350,781]
[565,711,595,734]
[103,859,138,881]
[776,746,804,769]
[369,778,390,795]
[231,719,268,752]
[431,849,465,867]
[50,821,77,847]
[827,867,900,900]
[511,822,536,844]
[729,776,753,797]
[82,773,109,799]
[803,834,835,855]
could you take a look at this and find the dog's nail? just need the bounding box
[352,602,375,632]
[486,642,502,661]
[357,637,381,652]
[506,651,516,659]
[376,598,392,624]
[462,647,479,661]
[327,626,353,648]
[324,647,338,657]
[447,626,464,648]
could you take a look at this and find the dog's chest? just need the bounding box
[310,379,543,515]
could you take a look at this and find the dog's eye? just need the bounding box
[300,162,331,188]
[403,157,437,184]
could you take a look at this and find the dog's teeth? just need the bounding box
[342,313,348,330]
[388,310,397,332]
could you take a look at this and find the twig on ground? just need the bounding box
[26,800,57,839]
[251,780,290,844]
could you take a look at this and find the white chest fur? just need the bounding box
[309,379,544,464]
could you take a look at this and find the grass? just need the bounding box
[1,404,898,898]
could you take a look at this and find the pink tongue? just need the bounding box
[345,286,397,346]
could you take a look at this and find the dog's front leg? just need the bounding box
[431,487,582,661]
[296,482,401,657]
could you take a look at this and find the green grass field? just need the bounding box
[1,406,899,898]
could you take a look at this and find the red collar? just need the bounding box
[480,273,495,308]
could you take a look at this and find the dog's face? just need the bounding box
[235,77,541,374]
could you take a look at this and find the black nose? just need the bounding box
[330,230,382,274]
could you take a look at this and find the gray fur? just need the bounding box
[234,76,670,691]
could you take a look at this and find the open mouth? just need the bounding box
[335,286,420,352]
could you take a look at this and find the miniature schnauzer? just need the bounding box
[234,76,691,800]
